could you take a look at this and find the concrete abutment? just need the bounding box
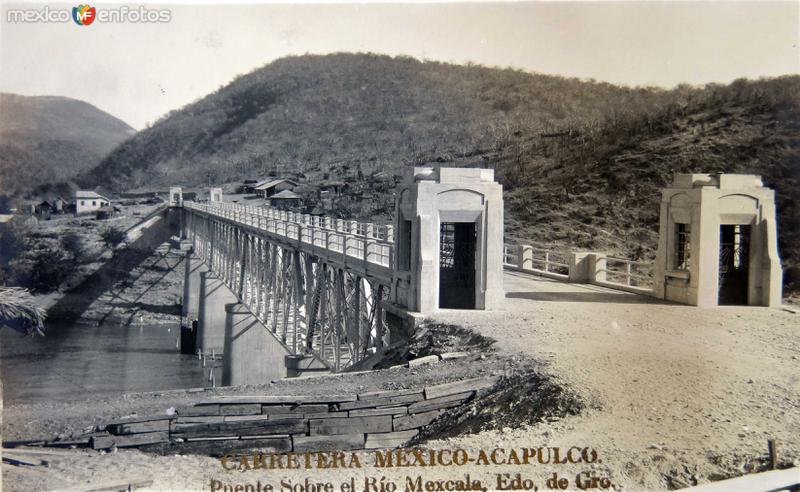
[223,303,290,385]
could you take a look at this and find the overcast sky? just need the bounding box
[1,1,797,129]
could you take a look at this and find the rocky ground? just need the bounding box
[2,261,799,491]
[72,243,185,326]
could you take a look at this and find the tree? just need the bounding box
[60,232,85,261]
[102,227,127,251]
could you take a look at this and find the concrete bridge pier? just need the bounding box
[197,272,238,354]
[222,303,290,386]
[183,252,209,322]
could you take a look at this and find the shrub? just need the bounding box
[101,227,127,251]
[60,232,85,261]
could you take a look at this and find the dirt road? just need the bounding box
[429,271,800,489]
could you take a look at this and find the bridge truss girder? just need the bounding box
[185,209,389,372]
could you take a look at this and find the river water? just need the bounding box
[0,320,205,404]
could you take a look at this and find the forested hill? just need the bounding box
[0,93,135,198]
[79,53,800,277]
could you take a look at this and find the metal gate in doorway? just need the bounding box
[439,222,476,309]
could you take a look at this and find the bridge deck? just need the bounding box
[429,270,799,488]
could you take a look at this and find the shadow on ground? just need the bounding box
[506,290,668,305]
[46,209,179,324]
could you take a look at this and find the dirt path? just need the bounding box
[429,271,800,489]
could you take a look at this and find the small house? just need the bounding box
[253,178,299,198]
[52,197,67,213]
[75,191,111,216]
[34,201,54,216]
[319,181,345,194]
[240,180,260,194]
[268,190,303,210]
[95,205,122,220]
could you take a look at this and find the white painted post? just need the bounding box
[590,253,608,283]
[518,244,533,271]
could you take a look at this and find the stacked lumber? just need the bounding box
[81,376,499,454]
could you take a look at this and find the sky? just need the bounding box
[1,1,798,129]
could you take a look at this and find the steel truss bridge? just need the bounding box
[183,202,396,371]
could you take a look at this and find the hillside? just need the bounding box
[499,78,800,267]
[0,93,135,199]
[79,53,800,282]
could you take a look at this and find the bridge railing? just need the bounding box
[603,256,654,289]
[185,201,395,271]
[503,244,570,280]
[504,243,655,295]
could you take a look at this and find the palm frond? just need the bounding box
[0,287,46,336]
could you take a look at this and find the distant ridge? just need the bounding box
[77,53,799,282]
[0,93,135,198]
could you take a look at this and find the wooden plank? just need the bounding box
[407,392,474,414]
[199,395,357,405]
[42,438,91,448]
[107,419,170,435]
[84,477,154,492]
[349,407,408,418]
[169,435,292,457]
[220,404,262,416]
[177,404,220,416]
[440,352,470,360]
[294,404,331,414]
[357,388,423,401]
[393,410,441,431]
[260,415,309,422]
[408,355,440,367]
[184,436,240,442]
[292,434,365,452]
[423,376,499,400]
[338,393,423,411]
[365,430,419,449]
[107,414,175,424]
[172,421,229,431]
[297,412,348,420]
[1,440,47,448]
[261,404,330,415]
[91,434,114,450]
[92,432,169,449]
[0,447,78,456]
[309,415,392,436]
[260,404,294,414]
[114,432,170,448]
[174,416,225,424]
[2,454,48,467]
[224,415,271,422]
[171,419,307,439]
[681,467,800,491]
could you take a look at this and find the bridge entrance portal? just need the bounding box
[394,167,505,313]
[718,224,750,306]
[439,222,476,309]
[653,174,782,307]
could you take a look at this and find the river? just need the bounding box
[0,320,205,404]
